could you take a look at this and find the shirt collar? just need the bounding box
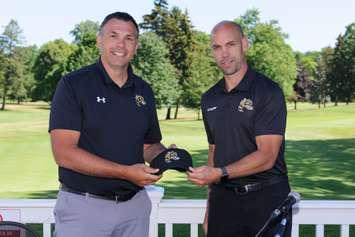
[97,58,135,88]
[218,67,255,94]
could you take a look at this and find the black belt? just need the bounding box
[217,176,287,195]
[60,184,138,203]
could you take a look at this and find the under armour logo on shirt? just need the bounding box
[97,97,107,103]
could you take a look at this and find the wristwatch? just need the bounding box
[220,166,229,182]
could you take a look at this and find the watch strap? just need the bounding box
[220,166,229,182]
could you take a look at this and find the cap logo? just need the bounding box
[150,148,193,174]
[164,151,180,163]
[135,95,146,107]
[238,98,253,112]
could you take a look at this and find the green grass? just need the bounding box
[158,103,355,200]
[1,102,355,236]
[0,103,57,198]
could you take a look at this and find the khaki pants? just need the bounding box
[54,189,151,237]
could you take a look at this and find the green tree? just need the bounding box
[0,19,25,110]
[345,23,355,103]
[66,21,99,72]
[292,52,318,109]
[235,10,297,98]
[0,55,3,95]
[70,20,99,44]
[140,0,169,38]
[328,23,354,106]
[33,39,74,102]
[182,31,220,119]
[1,56,24,104]
[7,54,26,103]
[328,35,344,105]
[8,45,38,103]
[33,21,99,102]
[311,47,333,107]
[165,7,194,119]
[329,23,354,105]
[235,8,260,43]
[132,32,179,108]
[140,2,194,119]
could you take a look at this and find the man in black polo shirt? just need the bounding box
[49,12,167,237]
[188,21,292,236]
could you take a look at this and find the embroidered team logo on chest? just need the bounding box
[135,95,146,107]
[238,98,254,112]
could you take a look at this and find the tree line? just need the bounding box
[0,0,354,118]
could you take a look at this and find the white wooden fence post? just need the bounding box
[146,185,165,237]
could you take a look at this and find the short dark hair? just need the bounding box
[99,12,139,37]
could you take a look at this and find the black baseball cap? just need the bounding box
[150,148,193,175]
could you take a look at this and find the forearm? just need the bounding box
[207,144,215,167]
[226,149,277,178]
[224,135,282,179]
[206,184,211,212]
[51,129,161,187]
[143,142,166,163]
[202,183,212,235]
[53,145,129,179]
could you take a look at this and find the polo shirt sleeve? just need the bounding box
[49,76,82,132]
[201,100,215,144]
[144,94,162,144]
[254,85,286,136]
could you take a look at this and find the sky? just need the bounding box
[0,0,354,52]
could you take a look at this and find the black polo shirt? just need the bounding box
[201,67,288,185]
[49,60,162,195]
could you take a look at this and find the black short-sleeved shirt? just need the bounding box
[201,67,288,185]
[49,60,162,195]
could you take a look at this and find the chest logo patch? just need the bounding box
[135,95,146,107]
[207,106,218,112]
[165,151,180,163]
[238,98,254,112]
[97,97,107,103]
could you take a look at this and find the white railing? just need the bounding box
[1,186,355,237]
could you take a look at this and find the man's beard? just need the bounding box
[222,63,242,76]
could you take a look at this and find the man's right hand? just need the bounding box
[187,166,222,186]
[124,164,162,187]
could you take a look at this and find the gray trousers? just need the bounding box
[54,189,151,237]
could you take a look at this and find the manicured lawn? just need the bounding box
[0,102,354,236]
[158,103,355,200]
[0,103,57,198]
